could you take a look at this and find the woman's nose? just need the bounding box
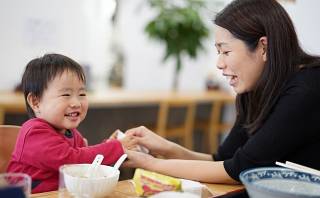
[216,56,226,70]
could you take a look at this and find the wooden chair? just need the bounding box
[0,125,20,173]
[194,100,235,153]
[156,100,196,149]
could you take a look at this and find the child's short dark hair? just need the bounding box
[21,53,86,118]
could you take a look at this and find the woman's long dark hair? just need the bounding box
[214,0,320,134]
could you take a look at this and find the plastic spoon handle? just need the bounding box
[113,154,127,170]
[85,154,104,178]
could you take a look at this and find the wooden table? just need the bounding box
[0,90,235,152]
[30,180,244,198]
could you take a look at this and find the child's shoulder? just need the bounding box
[17,118,61,143]
[21,118,57,135]
[23,118,51,128]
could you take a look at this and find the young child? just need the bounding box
[7,54,136,193]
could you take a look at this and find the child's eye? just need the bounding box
[79,93,86,97]
[62,94,70,97]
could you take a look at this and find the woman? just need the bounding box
[124,0,320,184]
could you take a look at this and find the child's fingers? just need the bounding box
[109,129,121,139]
[131,146,141,152]
[126,145,140,151]
[83,138,88,146]
[121,137,138,148]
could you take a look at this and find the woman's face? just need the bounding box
[214,25,266,94]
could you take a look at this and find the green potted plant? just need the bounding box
[145,0,209,90]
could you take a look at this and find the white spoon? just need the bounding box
[84,154,104,178]
[106,154,127,178]
[113,154,128,170]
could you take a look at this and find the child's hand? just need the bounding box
[108,129,138,150]
[83,138,88,147]
[120,134,138,150]
[125,126,168,156]
[108,130,118,140]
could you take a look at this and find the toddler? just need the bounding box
[7,54,135,193]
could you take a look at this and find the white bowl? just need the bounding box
[61,164,119,198]
[240,167,320,198]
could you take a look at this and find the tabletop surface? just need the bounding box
[30,180,244,198]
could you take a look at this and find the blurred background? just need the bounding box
[1,0,318,93]
[0,0,319,178]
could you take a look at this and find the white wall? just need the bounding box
[0,0,115,91]
[281,0,320,55]
[0,0,319,92]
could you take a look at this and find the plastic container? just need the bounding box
[59,164,119,198]
[0,173,31,197]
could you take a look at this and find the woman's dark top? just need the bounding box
[213,66,320,181]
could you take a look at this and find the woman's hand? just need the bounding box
[125,126,173,157]
[123,149,157,170]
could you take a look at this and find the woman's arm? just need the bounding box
[166,141,213,160]
[126,126,212,161]
[125,150,237,184]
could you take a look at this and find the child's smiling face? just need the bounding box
[35,70,88,133]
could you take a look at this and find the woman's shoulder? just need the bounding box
[285,65,320,92]
[295,64,320,78]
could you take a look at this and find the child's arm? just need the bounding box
[21,126,125,171]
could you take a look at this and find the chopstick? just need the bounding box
[275,161,320,177]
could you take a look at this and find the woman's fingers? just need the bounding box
[125,126,149,137]
[123,150,154,169]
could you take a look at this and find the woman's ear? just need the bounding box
[27,93,40,115]
[259,36,268,62]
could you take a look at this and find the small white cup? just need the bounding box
[0,173,31,197]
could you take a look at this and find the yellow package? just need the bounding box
[133,168,182,196]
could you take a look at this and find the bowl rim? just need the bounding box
[239,166,320,198]
[61,163,120,180]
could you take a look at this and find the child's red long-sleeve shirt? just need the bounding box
[7,118,124,193]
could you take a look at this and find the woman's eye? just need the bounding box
[79,93,86,96]
[62,94,70,97]
[222,51,230,55]
[217,50,230,55]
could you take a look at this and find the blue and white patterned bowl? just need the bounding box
[240,167,320,198]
